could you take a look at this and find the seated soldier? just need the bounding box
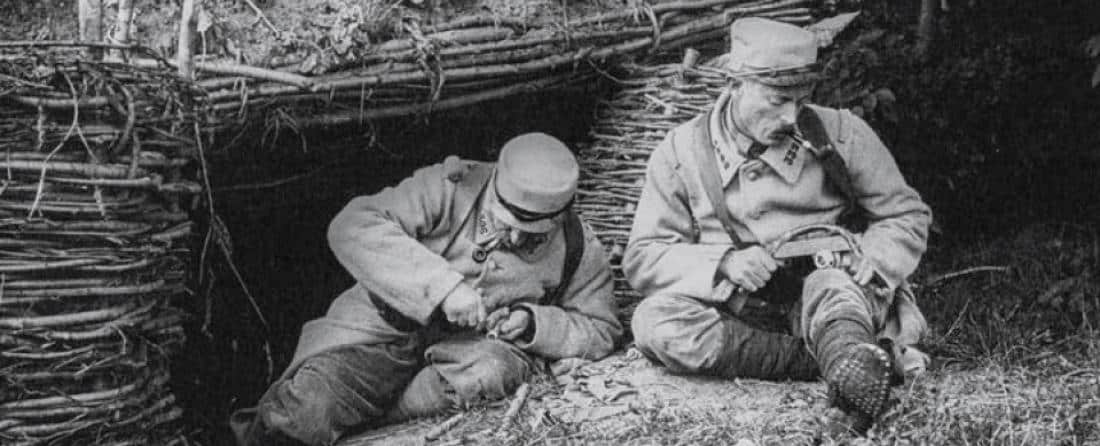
[623,18,932,430]
[233,133,623,446]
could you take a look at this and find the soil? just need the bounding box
[344,348,830,445]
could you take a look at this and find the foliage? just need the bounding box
[1087,34,1100,87]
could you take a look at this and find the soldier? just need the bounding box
[233,133,622,445]
[624,18,933,429]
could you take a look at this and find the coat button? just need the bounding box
[745,170,760,181]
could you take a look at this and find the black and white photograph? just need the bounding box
[1,0,1098,444]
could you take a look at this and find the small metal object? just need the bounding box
[486,327,501,340]
[472,248,488,263]
[814,250,840,269]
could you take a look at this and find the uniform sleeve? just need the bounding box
[622,133,733,301]
[512,223,623,360]
[326,163,466,325]
[842,112,933,290]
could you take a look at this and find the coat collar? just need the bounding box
[708,91,806,186]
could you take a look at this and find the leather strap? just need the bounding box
[689,117,752,307]
[543,209,585,305]
[797,108,862,230]
[691,117,746,247]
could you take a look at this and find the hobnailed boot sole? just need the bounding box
[825,343,894,431]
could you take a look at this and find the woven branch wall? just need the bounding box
[0,47,203,445]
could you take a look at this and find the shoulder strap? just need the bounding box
[690,116,746,247]
[797,108,862,229]
[544,209,585,305]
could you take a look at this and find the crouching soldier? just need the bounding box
[624,18,933,431]
[233,133,623,445]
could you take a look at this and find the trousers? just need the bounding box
[631,268,891,378]
[240,330,533,446]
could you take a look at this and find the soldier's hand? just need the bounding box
[441,283,486,328]
[850,256,877,286]
[481,307,511,333]
[719,245,779,293]
[495,308,533,341]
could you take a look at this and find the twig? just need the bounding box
[213,163,332,193]
[499,382,532,430]
[424,412,465,441]
[297,72,592,127]
[923,266,1011,287]
[241,0,283,37]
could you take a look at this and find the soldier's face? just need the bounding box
[730,80,814,146]
[489,211,555,250]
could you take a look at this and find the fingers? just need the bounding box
[483,307,510,332]
[498,311,530,340]
[853,258,875,286]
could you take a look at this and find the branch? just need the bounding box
[424,413,465,441]
[107,0,135,61]
[499,382,531,429]
[177,0,197,80]
[78,0,105,59]
[922,266,1010,287]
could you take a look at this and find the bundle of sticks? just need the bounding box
[190,0,821,132]
[0,44,202,445]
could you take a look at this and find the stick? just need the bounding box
[296,72,591,127]
[916,0,938,61]
[177,0,197,80]
[499,383,531,429]
[192,61,313,88]
[78,0,105,59]
[424,413,465,441]
[0,160,148,179]
[922,266,1010,287]
[241,0,283,37]
[107,0,135,61]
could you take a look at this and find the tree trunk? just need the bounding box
[178,0,197,80]
[78,0,104,59]
[107,0,135,61]
[916,0,937,61]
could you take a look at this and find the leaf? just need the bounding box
[806,12,861,48]
[1086,34,1100,58]
[196,7,213,34]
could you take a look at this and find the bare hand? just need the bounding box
[849,255,877,286]
[494,308,532,341]
[719,245,779,292]
[481,307,511,333]
[441,283,486,328]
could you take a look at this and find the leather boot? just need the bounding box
[814,319,894,431]
[714,316,819,381]
[383,366,458,423]
[238,413,308,446]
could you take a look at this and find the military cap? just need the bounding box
[726,17,821,86]
[490,132,578,233]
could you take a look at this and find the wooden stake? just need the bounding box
[78,0,105,59]
[178,0,197,80]
[916,0,938,61]
[108,0,135,61]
